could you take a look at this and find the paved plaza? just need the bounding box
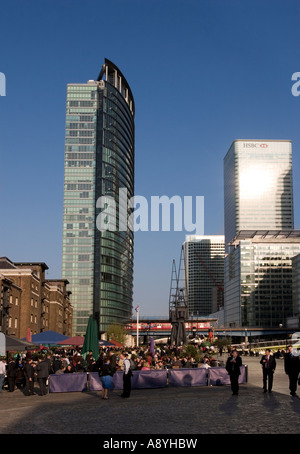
[0,356,299,435]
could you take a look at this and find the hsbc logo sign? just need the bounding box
[243,143,269,149]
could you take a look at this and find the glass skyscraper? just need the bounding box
[223,139,298,329]
[224,140,294,248]
[62,59,135,336]
[183,235,225,316]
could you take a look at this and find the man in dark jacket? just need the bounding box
[108,350,117,374]
[52,355,62,374]
[85,351,95,372]
[226,349,242,395]
[45,354,54,375]
[284,345,300,397]
[7,359,18,392]
[182,357,192,368]
[24,359,35,396]
[36,356,51,395]
[260,349,276,393]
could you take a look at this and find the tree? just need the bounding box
[106,324,127,344]
[214,338,231,350]
[181,344,202,362]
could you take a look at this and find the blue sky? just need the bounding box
[0,0,300,317]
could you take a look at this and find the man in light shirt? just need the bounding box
[0,359,6,393]
[120,352,132,398]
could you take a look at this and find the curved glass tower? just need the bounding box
[62,59,135,335]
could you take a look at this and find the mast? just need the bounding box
[169,246,188,346]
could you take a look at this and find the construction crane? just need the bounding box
[194,251,224,311]
[169,247,188,346]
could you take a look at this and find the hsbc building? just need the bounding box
[224,139,294,248]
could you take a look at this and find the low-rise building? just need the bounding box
[288,253,300,328]
[224,230,300,328]
[0,257,73,338]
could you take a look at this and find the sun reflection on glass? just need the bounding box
[239,166,273,199]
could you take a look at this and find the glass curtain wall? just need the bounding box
[62,60,135,336]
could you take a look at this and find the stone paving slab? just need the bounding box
[0,356,299,435]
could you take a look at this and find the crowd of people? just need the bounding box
[0,343,299,399]
[0,344,213,394]
[0,343,224,397]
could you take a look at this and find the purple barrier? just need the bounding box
[89,370,168,391]
[169,368,208,387]
[88,371,123,390]
[89,372,123,391]
[112,371,124,390]
[89,372,103,391]
[132,369,168,389]
[49,367,247,392]
[208,366,247,386]
[49,373,88,393]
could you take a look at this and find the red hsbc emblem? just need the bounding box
[260,144,268,148]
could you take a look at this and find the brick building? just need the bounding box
[0,257,73,339]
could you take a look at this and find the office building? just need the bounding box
[183,235,225,316]
[224,231,300,328]
[224,140,294,248]
[291,253,300,326]
[62,59,135,336]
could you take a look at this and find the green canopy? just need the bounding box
[81,316,99,360]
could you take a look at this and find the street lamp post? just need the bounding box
[245,328,248,348]
[279,323,285,349]
[135,305,140,347]
[147,322,151,345]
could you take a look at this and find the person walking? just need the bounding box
[260,349,276,393]
[36,356,50,396]
[284,345,300,397]
[99,356,113,400]
[0,359,6,393]
[24,358,35,396]
[120,352,132,398]
[7,358,18,392]
[225,349,242,395]
[108,350,117,374]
